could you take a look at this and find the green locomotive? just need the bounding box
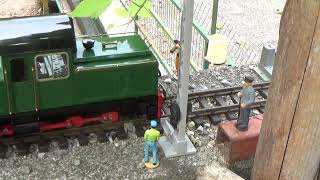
[0,14,162,135]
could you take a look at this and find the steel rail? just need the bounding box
[161,100,266,118]
[161,82,269,121]
[164,82,269,101]
[0,117,147,157]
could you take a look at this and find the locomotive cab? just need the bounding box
[0,14,75,134]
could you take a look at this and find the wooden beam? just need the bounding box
[279,7,320,179]
[251,0,320,179]
[197,162,244,180]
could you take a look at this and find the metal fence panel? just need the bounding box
[120,0,265,76]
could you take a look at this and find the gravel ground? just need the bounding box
[0,0,41,18]
[217,0,286,53]
[0,125,248,179]
[0,130,224,180]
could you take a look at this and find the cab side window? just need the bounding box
[35,53,69,81]
[11,58,26,82]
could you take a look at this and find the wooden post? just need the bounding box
[251,0,320,179]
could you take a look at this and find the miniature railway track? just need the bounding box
[0,83,269,158]
[0,117,146,158]
[161,82,269,125]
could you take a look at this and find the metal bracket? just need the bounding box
[159,118,196,158]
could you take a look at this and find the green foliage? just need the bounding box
[115,8,129,17]
[106,23,114,30]
[128,0,152,18]
[70,0,113,18]
[70,0,152,19]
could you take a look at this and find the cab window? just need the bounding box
[11,58,26,82]
[35,53,69,81]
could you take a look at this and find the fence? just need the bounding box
[177,0,262,67]
[120,0,263,76]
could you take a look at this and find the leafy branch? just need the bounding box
[69,0,113,19]
[69,0,152,19]
[114,0,150,28]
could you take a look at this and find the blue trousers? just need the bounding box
[144,141,157,164]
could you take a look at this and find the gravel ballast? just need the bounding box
[160,65,265,96]
[0,135,224,179]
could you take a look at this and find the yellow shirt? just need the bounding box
[144,128,160,142]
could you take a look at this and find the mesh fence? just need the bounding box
[120,0,264,75]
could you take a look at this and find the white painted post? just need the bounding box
[176,0,194,140]
[159,0,196,158]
